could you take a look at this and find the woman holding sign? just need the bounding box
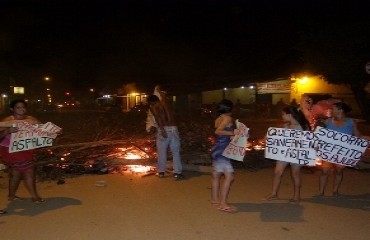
[0,99,44,203]
[263,106,310,203]
[316,102,362,197]
[210,99,239,213]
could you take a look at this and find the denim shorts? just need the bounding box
[213,159,234,173]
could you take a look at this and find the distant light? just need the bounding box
[89,88,94,92]
[13,87,25,94]
[241,86,245,89]
[223,88,227,91]
[44,77,50,81]
[299,77,309,84]
[1,94,8,98]
[249,86,254,89]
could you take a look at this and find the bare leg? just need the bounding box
[218,172,235,210]
[8,169,22,199]
[318,167,330,196]
[290,165,301,201]
[211,172,221,205]
[333,165,345,194]
[263,161,288,200]
[23,168,42,201]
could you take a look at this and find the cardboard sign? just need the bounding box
[9,122,61,153]
[222,120,249,162]
[265,127,317,166]
[314,126,370,167]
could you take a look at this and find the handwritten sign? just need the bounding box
[314,126,370,167]
[222,120,249,161]
[265,127,316,166]
[9,122,61,153]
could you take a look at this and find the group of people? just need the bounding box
[210,98,367,213]
[0,91,367,215]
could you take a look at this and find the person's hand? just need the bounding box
[148,126,157,134]
[160,128,168,138]
[233,129,240,136]
[9,127,18,133]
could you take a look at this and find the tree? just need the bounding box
[299,22,370,121]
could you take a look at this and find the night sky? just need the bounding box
[0,0,369,99]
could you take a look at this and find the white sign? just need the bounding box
[314,126,370,167]
[9,122,61,153]
[265,127,317,166]
[222,120,249,161]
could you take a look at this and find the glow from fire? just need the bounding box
[125,165,155,173]
[115,147,150,159]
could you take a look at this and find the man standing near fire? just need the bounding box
[146,85,184,180]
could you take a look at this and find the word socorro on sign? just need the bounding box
[265,127,317,166]
[314,126,369,167]
[9,121,61,153]
[222,120,249,162]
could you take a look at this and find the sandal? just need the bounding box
[0,209,7,214]
[332,192,342,198]
[262,194,278,201]
[218,205,237,213]
[32,198,45,204]
[8,196,25,201]
[313,193,324,198]
[289,199,300,203]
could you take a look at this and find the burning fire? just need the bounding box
[113,147,150,159]
[124,165,156,173]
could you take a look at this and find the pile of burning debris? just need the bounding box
[34,139,159,181]
[33,137,269,181]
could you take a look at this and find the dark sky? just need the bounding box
[0,0,368,97]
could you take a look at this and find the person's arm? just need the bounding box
[0,128,7,139]
[215,116,236,136]
[352,119,362,138]
[149,104,168,138]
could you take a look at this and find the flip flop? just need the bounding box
[8,196,25,201]
[289,199,300,204]
[262,195,278,201]
[218,205,237,213]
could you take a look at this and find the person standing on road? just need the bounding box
[146,92,184,180]
[0,129,9,214]
[210,99,239,212]
[263,106,310,203]
[0,99,45,203]
[315,102,364,197]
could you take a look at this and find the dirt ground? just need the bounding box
[1,166,370,240]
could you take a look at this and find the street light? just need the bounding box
[43,76,52,104]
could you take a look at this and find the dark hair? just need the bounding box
[282,106,310,130]
[147,95,160,104]
[332,102,352,113]
[10,99,27,109]
[216,99,233,116]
